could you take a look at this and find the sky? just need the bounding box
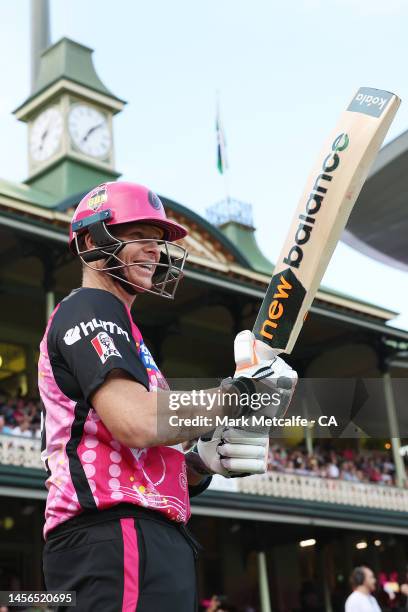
[1,0,408,329]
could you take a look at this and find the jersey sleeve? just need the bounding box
[48,289,149,402]
[188,475,212,498]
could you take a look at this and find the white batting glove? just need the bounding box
[231,329,298,419]
[187,331,297,480]
[187,427,269,478]
[210,329,297,478]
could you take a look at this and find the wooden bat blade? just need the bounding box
[253,87,400,354]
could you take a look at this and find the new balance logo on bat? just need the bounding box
[257,269,305,343]
[283,132,349,270]
[254,87,400,353]
[64,319,130,345]
[258,132,349,345]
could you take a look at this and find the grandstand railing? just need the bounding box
[0,433,42,469]
[236,471,408,512]
[2,434,408,512]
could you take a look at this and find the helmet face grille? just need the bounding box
[74,222,188,300]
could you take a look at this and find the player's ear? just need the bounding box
[83,231,96,251]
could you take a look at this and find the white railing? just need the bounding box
[1,434,408,513]
[237,472,408,512]
[0,433,42,469]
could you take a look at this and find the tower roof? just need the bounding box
[14,37,125,119]
[206,198,273,275]
[34,38,114,98]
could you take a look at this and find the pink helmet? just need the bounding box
[69,182,188,299]
[69,181,187,252]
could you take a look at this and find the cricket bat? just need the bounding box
[253,87,400,355]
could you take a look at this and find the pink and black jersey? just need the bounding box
[38,288,190,539]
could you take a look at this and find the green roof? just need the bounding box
[0,179,398,317]
[160,196,251,268]
[15,37,124,112]
[219,221,273,275]
[0,178,55,209]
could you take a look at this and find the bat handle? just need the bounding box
[253,337,284,359]
[235,331,280,370]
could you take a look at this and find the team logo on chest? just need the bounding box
[91,332,121,363]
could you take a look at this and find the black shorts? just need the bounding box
[43,505,199,612]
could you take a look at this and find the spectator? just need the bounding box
[1,398,17,426]
[327,460,340,479]
[11,418,33,438]
[0,391,42,438]
[267,444,400,486]
[345,566,381,611]
[343,448,356,461]
[0,416,13,436]
[202,595,229,611]
[0,389,403,489]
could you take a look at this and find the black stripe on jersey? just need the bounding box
[40,400,51,477]
[66,400,97,511]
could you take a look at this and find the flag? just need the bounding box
[216,103,228,174]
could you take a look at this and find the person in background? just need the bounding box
[11,417,33,438]
[398,566,408,611]
[0,415,13,435]
[345,566,381,611]
[1,398,16,426]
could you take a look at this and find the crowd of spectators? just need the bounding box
[0,392,42,439]
[268,444,399,486]
[0,391,403,488]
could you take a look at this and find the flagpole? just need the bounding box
[216,91,231,205]
[223,163,231,205]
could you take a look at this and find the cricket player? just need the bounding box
[39,182,297,611]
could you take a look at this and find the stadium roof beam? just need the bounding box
[343,128,408,272]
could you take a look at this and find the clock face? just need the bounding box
[30,107,63,162]
[68,104,111,159]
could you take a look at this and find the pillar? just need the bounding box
[257,551,272,612]
[302,397,313,456]
[383,372,406,488]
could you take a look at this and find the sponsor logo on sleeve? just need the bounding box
[63,318,130,345]
[63,325,81,346]
[91,332,121,363]
[138,340,160,371]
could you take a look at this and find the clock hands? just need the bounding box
[39,121,51,151]
[68,105,111,156]
[81,122,104,144]
[31,107,63,161]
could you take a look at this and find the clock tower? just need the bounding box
[14,37,125,200]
